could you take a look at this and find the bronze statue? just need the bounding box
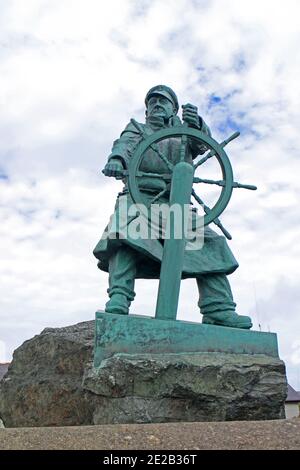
[94,85,256,329]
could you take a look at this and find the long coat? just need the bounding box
[93,116,238,279]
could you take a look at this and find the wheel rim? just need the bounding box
[128,126,234,226]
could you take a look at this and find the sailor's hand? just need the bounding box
[182,103,200,128]
[102,159,124,178]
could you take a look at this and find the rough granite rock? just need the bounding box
[83,352,287,424]
[0,320,287,427]
[0,364,9,380]
[0,321,96,427]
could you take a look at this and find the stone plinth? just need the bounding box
[94,311,279,366]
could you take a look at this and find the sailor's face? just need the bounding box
[147,94,175,119]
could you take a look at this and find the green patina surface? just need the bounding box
[94,311,279,367]
[94,84,257,326]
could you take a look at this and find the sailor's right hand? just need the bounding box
[102,159,124,178]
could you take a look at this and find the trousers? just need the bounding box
[107,245,237,315]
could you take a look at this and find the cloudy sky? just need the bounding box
[0,0,300,388]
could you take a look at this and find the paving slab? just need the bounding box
[0,418,299,450]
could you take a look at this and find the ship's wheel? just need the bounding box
[126,120,257,239]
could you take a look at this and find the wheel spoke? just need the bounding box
[194,131,240,170]
[136,171,172,180]
[149,187,169,204]
[232,182,257,190]
[191,189,232,239]
[122,170,172,180]
[193,177,257,191]
[179,135,188,162]
[191,188,209,210]
[193,150,214,169]
[150,143,174,171]
[193,177,225,186]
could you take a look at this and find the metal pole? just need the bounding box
[155,160,194,320]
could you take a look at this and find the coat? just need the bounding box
[93,116,238,279]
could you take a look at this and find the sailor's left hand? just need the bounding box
[182,103,200,128]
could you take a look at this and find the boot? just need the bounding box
[105,245,137,315]
[197,274,253,330]
[105,293,129,315]
[202,310,252,329]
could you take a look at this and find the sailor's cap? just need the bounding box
[145,85,179,113]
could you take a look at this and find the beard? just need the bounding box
[150,108,166,117]
[146,106,174,128]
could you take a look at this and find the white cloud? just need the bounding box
[0,341,6,363]
[291,341,300,366]
[0,0,300,389]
